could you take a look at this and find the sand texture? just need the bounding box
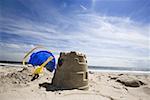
[0,64,150,100]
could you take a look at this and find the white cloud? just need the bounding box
[0,8,150,67]
[80,5,87,10]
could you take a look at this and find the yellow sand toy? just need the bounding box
[33,56,53,75]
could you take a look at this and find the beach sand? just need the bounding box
[0,64,150,100]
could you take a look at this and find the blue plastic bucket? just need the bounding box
[28,51,56,72]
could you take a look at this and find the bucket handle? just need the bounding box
[22,46,45,66]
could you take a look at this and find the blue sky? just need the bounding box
[0,0,150,68]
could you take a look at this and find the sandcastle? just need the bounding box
[52,51,89,90]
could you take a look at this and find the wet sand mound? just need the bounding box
[0,67,33,85]
[116,76,146,87]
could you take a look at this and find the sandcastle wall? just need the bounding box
[52,51,89,90]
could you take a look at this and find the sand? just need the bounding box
[0,64,150,100]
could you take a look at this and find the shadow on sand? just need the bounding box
[39,82,72,91]
[39,82,58,91]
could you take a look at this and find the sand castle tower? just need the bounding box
[52,51,89,90]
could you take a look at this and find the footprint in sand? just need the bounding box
[143,86,150,95]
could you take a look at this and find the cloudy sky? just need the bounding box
[0,0,150,68]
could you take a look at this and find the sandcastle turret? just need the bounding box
[52,51,89,90]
